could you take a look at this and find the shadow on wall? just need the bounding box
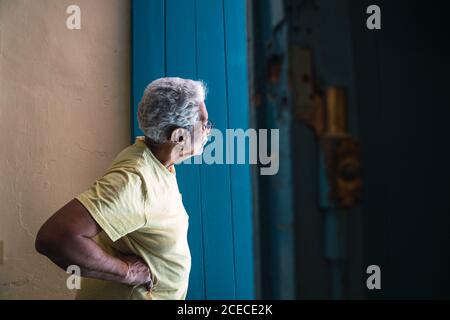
[251,0,450,299]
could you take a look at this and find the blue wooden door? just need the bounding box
[131,0,254,299]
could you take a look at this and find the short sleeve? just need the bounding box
[75,168,148,242]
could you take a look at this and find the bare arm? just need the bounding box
[35,199,152,289]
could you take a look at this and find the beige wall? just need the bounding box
[0,0,130,299]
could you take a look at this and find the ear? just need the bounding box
[169,127,190,145]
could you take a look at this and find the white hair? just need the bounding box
[137,77,207,143]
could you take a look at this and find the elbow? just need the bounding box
[35,224,57,257]
[35,226,49,256]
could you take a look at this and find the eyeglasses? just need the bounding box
[202,120,213,131]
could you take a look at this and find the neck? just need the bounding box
[144,137,176,168]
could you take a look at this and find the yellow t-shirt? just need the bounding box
[74,136,191,300]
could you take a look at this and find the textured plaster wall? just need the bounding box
[0,0,130,299]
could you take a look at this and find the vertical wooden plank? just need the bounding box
[166,0,196,77]
[223,0,255,299]
[133,0,254,300]
[131,0,165,140]
[196,0,236,299]
[259,0,296,299]
[165,0,206,300]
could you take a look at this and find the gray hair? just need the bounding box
[137,77,207,143]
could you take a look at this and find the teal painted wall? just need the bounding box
[131,0,254,299]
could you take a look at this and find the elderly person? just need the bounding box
[35,77,211,300]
